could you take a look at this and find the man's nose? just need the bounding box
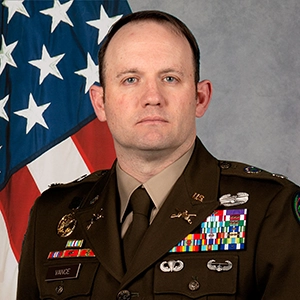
[141,81,164,107]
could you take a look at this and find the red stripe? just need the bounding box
[72,119,116,172]
[1,120,116,262]
[0,167,40,261]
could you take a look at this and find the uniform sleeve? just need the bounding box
[255,184,300,299]
[17,200,40,299]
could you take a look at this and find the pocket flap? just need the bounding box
[154,254,238,298]
[40,261,99,299]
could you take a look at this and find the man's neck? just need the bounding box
[115,141,195,183]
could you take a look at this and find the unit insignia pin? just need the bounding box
[219,192,249,207]
[170,209,197,224]
[57,213,77,238]
[244,166,262,174]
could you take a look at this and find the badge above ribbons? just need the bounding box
[169,209,247,252]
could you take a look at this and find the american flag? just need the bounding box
[0,0,131,298]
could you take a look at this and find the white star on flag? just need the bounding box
[28,45,65,85]
[40,0,74,33]
[74,53,99,94]
[2,0,30,24]
[0,95,9,121]
[87,5,122,45]
[0,34,18,75]
[14,93,51,134]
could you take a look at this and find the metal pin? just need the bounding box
[192,193,205,202]
[86,209,104,230]
[170,209,197,224]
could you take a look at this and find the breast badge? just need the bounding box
[219,192,249,207]
[57,213,77,238]
[207,259,233,272]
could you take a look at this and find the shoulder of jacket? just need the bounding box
[219,161,300,225]
[47,169,109,189]
[218,160,292,187]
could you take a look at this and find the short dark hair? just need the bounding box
[98,10,200,87]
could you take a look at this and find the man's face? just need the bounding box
[91,21,211,156]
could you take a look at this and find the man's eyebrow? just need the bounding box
[159,68,184,76]
[115,68,185,79]
[116,69,139,78]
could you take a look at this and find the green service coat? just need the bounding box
[17,138,300,299]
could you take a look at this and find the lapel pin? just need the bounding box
[219,192,249,207]
[192,193,205,202]
[171,209,197,224]
[86,209,104,230]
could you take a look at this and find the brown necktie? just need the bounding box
[123,186,152,268]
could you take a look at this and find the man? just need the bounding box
[17,10,300,299]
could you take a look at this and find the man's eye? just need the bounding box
[164,76,176,83]
[124,77,137,84]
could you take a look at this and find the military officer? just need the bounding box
[17,10,300,299]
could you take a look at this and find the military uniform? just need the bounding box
[17,138,300,299]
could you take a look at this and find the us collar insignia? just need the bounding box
[169,208,247,252]
[192,193,205,203]
[293,193,300,223]
[219,192,249,207]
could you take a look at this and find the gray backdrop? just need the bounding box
[128,0,300,185]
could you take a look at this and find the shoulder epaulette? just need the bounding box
[47,169,109,189]
[219,161,289,186]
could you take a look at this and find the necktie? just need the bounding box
[123,186,152,268]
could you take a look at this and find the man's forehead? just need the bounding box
[109,19,182,43]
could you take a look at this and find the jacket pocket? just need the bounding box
[39,259,99,299]
[154,254,238,299]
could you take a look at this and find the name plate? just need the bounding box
[45,263,81,281]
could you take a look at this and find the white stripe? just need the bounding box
[27,137,90,193]
[0,211,18,300]
[2,137,91,298]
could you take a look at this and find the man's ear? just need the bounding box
[195,80,213,118]
[89,85,107,122]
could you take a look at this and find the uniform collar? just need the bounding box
[117,144,194,222]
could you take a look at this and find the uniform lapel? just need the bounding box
[120,138,221,288]
[76,166,125,282]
